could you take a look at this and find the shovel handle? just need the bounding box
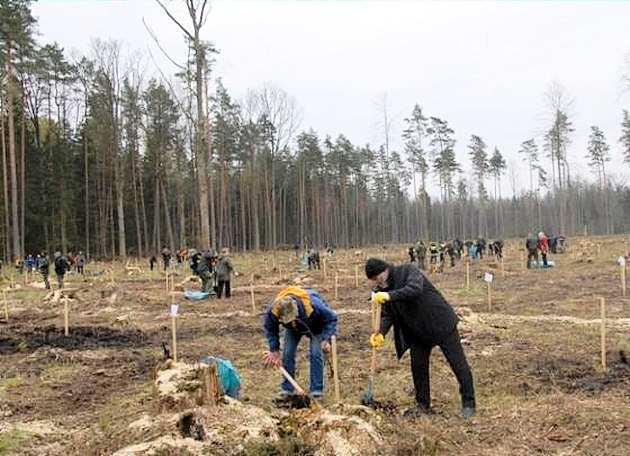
[370,302,382,372]
[277,366,307,395]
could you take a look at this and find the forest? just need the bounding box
[2,0,630,263]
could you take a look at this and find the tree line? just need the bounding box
[2,0,630,263]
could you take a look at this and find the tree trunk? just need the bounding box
[1,94,10,262]
[5,40,21,259]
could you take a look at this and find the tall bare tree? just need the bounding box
[157,0,214,248]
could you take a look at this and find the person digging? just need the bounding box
[365,257,476,419]
[262,286,338,405]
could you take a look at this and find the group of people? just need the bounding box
[25,250,81,290]
[525,231,559,268]
[148,246,234,299]
[408,237,504,270]
[262,257,476,419]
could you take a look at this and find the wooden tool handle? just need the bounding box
[370,301,382,372]
[278,366,307,395]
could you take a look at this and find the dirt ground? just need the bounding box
[1,236,630,455]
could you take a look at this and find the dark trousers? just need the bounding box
[216,280,231,299]
[410,329,475,409]
[527,249,539,268]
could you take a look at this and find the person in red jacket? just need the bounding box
[538,232,550,268]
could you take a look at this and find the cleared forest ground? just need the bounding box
[1,235,630,455]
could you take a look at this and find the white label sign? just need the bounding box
[618,256,626,267]
[484,272,494,283]
[370,291,376,302]
[170,304,179,317]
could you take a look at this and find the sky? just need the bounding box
[31,0,630,197]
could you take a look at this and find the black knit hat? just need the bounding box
[365,258,389,279]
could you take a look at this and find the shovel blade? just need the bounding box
[360,378,375,406]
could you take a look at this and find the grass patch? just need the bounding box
[0,377,24,389]
[0,429,30,455]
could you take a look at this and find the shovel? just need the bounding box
[275,364,322,410]
[361,298,382,406]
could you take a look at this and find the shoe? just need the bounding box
[403,405,436,418]
[461,406,476,419]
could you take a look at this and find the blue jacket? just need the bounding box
[264,287,337,352]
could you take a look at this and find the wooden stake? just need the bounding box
[331,335,340,404]
[520,251,525,273]
[204,363,220,405]
[600,297,606,370]
[597,243,602,255]
[465,261,470,290]
[171,316,178,363]
[64,299,69,336]
[355,265,359,288]
[334,272,339,300]
[487,281,492,311]
[250,276,256,314]
[3,290,8,322]
[165,271,169,291]
[322,258,327,279]
[621,264,626,297]
[501,257,505,277]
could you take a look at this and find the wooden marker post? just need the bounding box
[597,243,602,256]
[355,265,359,288]
[165,271,169,291]
[171,303,179,362]
[520,251,525,273]
[618,256,626,297]
[600,297,606,370]
[250,275,256,314]
[322,258,327,279]
[331,335,340,403]
[3,290,8,322]
[64,299,69,336]
[484,272,493,311]
[334,272,339,300]
[501,257,505,277]
[465,261,470,290]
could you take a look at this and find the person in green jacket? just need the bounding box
[215,247,234,299]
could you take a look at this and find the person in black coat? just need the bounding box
[365,257,476,419]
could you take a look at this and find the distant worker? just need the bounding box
[53,251,69,289]
[149,255,157,271]
[76,250,86,275]
[38,252,50,290]
[161,246,172,271]
[364,257,476,419]
[263,286,338,403]
[525,234,539,269]
[197,249,215,293]
[215,247,234,299]
[538,232,549,268]
[308,249,321,270]
[25,254,36,274]
[408,245,416,263]
[416,240,427,269]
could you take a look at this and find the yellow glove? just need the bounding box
[369,333,385,349]
[373,291,390,306]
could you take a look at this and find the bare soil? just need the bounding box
[1,236,629,455]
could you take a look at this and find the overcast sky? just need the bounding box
[31,0,630,196]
